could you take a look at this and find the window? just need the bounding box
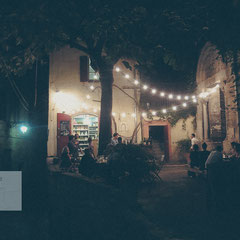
[80,56,99,82]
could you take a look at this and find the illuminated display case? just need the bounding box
[72,114,98,148]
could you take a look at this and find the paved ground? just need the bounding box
[139,164,240,240]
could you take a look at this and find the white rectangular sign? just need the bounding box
[0,171,22,211]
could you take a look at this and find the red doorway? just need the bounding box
[57,113,71,157]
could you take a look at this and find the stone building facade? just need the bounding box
[196,42,239,152]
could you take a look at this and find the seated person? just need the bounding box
[60,146,72,170]
[111,133,119,146]
[199,142,210,170]
[79,148,96,177]
[88,137,95,158]
[68,135,78,158]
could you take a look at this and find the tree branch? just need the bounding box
[69,40,91,55]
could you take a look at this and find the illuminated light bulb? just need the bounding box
[162,109,167,113]
[125,74,130,79]
[192,95,196,99]
[184,96,189,100]
[177,95,181,100]
[193,99,197,103]
[115,67,120,72]
[216,84,220,88]
[142,112,147,117]
[152,111,156,116]
[143,85,148,90]
[172,106,177,111]
[182,103,187,107]
[134,80,139,85]
[112,112,116,116]
[160,92,165,97]
[121,112,126,118]
[151,89,157,94]
[90,85,94,90]
[86,95,91,99]
[131,113,136,117]
[93,108,97,113]
[93,74,98,80]
[20,125,28,134]
[168,94,173,99]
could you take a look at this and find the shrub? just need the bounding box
[176,139,191,153]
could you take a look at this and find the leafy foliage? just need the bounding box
[176,139,191,153]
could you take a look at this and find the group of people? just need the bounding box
[189,133,240,212]
[60,132,124,178]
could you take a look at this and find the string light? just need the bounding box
[177,95,181,100]
[93,109,97,113]
[182,103,187,107]
[192,95,196,99]
[184,96,189,100]
[115,67,120,72]
[125,74,130,79]
[172,106,177,111]
[93,74,98,80]
[86,95,91,99]
[112,112,116,116]
[168,94,173,99]
[90,85,94,90]
[162,109,167,113]
[142,112,147,117]
[193,99,197,103]
[131,113,136,117]
[160,92,165,97]
[143,85,148,90]
[151,89,157,94]
[134,80,139,85]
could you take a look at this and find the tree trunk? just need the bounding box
[98,63,114,155]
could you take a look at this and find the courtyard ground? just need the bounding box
[139,163,240,240]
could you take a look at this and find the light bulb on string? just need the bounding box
[143,85,148,90]
[121,112,126,118]
[192,95,196,99]
[168,94,173,99]
[90,85,94,90]
[172,106,177,111]
[112,112,116,116]
[142,112,147,117]
[162,109,167,113]
[193,99,197,103]
[160,92,165,97]
[93,108,97,113]
[131,113,136,118]
[93,74,98,80]
[134,80,139,85]
[152,111,156,116]
[125,74,130,79]
[115,67,120,72]
[184,96,189,100]
[182,103,187,107]
[177,95,181,100]
[151,89,157,94]
[86,95,91,99]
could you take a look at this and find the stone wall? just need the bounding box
[196,42,239,153]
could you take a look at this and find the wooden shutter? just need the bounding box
[80,56,89,82]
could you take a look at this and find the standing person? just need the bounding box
[111,133,119,146]
[199,142,210,170]
[190,133,199,150]
[88,137,95,158]
[188,144,200,177]
[79,148,96,177]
